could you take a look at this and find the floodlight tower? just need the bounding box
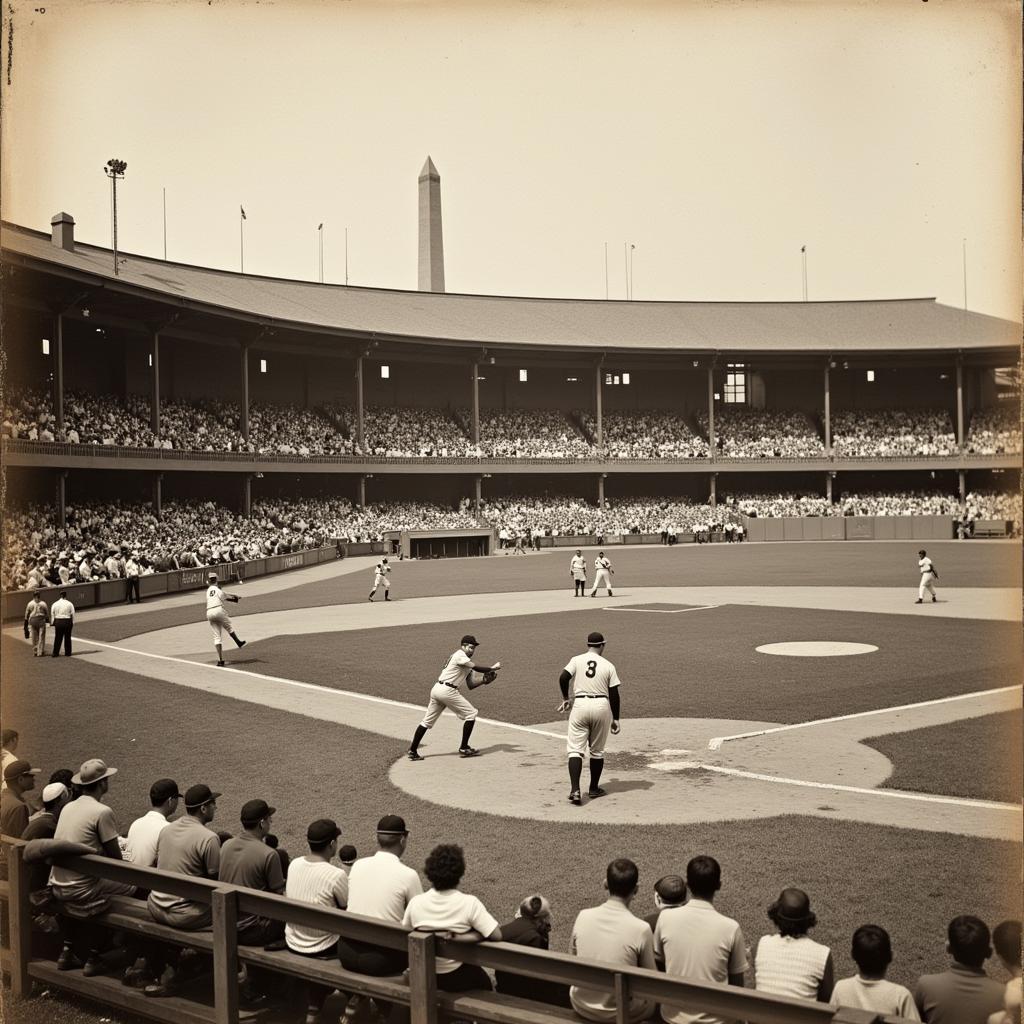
[104,159,127,275]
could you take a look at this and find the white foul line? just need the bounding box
[707,685,1023,750]
[76,636,1021,814]
[75,636,567,741]
[682,763,1021,813]
[604,604,718,615]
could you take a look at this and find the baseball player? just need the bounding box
[205,572,247,666]
[407,634,501,761]
[557,630,621,806]
[569,549,588,597]
[368,557,391,602]
[915,549,939,604]
[589,551,614,597]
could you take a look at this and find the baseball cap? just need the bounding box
[42,782,68,804]
[376,814,408,836]
[71,759,118,785]
[149,779,182,804]
[184,783,221,809]
[240,799,276,825]
[338,844,357,863]
[587,631,606,646]
[307,818,342,845]
[4,759,41,783]
[461,634,480,647]
[208,571,219,580]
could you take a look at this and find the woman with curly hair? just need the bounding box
[754,887,834,1002]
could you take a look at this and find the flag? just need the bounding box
[800,245,806,253]
[240,206,247,220]
[318,223,323,230]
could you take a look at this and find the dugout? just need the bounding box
[398,528,493,558]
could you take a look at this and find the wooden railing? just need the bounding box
[0,838,915,1024]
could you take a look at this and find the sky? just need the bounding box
[2,0,1021,322]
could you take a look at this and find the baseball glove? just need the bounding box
[481,670,499,685]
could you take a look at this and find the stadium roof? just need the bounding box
[3,221,1020,355]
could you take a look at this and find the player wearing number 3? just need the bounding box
[557,631,621,806]
[407,635,501,761]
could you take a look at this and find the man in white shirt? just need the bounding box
[916,549,939,604]
[124,553,142,604]
[570,549,588,597]
[50,590,75,657]
[654,856,747,1024]
[558,631,622,806]
[407,635,501,761]
[205,572,247,666]
[570,858,656,1022]
[124,779,181,866]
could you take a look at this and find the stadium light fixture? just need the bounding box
[41,338,50,355]
[260,359,268,373]
[103,158,128,276]
[519,369,528,382]
[866,370,875,382]
[622,372,631,385]
[381,365,390,379]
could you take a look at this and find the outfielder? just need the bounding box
[915,549,939,604]
[569,549,587,597]
[590,551,614,597]
[557,630,621,806]
[407,634,501,760]
[368,557,391,602]
[205,572,247,666]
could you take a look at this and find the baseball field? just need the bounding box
[2,539,1021,997]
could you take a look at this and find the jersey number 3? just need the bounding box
[585,660,597,678]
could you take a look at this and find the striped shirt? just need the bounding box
[284,856,349,954]
[755,933,830,1001]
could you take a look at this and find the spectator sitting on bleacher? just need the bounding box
[576,410,710,458]
[457,408,595,458]
[989,920,1022,1024]
[832,924,920,1020]
[570,858,656,1023]
[754,888,834,1003]
[1,759,41,838]
[495,893,571,1007]
[832,409,958,457]
[50,759,137,973]
[285,818,350,1024]
[402,843,502,994]
[698,408,824,458]
[143,783,222,997]
[914,916,1007,1024]
[966,405,1022,456]
[123,779,181,868]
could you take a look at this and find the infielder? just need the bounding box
[205,572,247,666]
[590,551,614,597]
[569,549,588,597]
[915,549,939,604]
[368,557,391,602]
[557,630,621,806]
[407,634,501,760]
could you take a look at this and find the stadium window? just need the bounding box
[260,359,268,374]
[381,365,390,379]
[605,372,613,385]
[41,338,50,355]
[724,362,747,404]
[714,392,721,401]
[866,370,875,382]
[148,353,153,367]
[519,369,528,382]
[622,372,631,385]
[566,376,579,383]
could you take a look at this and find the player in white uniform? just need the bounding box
[407,634,502,761]
[589,551,614,597]
[915,549,939,603]
[368,558,391,602]
[557,631,622,806]
[205,572,247,666]
[569,550,588,597]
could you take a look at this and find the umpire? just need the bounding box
[558,631,622,806]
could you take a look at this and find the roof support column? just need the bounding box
[151,331,161,436]
[471,362,480,446]
[242,474,252,517]
[474,475,482,518]
[826,471,833,504]
[358,474,367,507]
[709,472,717,507]
[958,469,966,504]
[594,363,603,447]
[56,470,67,528]
[706,366,715,455]
[239,344,250,439]
[597,473,605,507]
[153,473,163,519]
[54,313,65,437]
[823,363,831,454]
[355,354,365,451]
[956,356,964,449]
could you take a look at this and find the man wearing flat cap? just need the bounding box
[1,759,42,837]
[50,759,137,972]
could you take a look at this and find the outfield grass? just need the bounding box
[867,711,1023,804]
[80,540,1021,644]
[3,641,1020,994]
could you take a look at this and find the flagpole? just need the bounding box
[604,242,609,299]
[962,238,967,311]
[801,245,808,301]
[623,242,628,300]
[162,188,167,260]
[630,244,636,301]
[345,227,349,286]
[240,207,245,273]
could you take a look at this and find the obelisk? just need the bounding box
[418,156,445,292]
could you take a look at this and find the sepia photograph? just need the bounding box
[1,3,1021,1023]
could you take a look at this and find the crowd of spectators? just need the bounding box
[832,410,958,457]
[325,404,472,458]
[967,406,1022,456]
[697,408,825,458]
[456,409,596,458]
[2,741,1019,1023]
[574,410,710,458]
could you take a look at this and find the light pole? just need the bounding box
[630,244,636,301]
[318,223,324,283]
[103,159,127,276]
